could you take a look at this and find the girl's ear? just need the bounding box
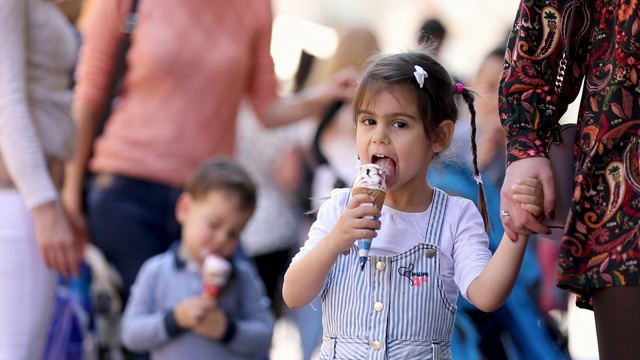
[432,119,455,153]
[175,193,192,225]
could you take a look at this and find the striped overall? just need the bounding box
[319,189,456,359]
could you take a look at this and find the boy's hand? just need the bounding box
[174,298,215,329]
[192,306,228,340]
[511,178,544,218]
[326,194,381,254]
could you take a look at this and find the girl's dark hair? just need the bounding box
[185,157,257,213]
[352,45,490,229]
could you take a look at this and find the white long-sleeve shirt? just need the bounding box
[0,0,77,208]
[292,188,493,304]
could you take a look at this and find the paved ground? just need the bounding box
[270,317,305,360]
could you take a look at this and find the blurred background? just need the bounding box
[271,0,519,92]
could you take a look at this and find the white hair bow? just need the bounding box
[413,65,428,88]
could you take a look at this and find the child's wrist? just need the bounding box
[164,310,188,337]
[219,316,236,343]
[324,233,350,257]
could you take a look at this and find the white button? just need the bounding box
[374,301,384,312]
[372,340,381,350]
[376,261,386,271]
[425,248,436,258]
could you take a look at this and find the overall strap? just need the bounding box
[424,188,448,246]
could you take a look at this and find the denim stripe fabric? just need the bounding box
[319,189,455,359]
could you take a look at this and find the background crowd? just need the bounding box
[1,0,620,359]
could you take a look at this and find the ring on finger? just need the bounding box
[500,210,510,217]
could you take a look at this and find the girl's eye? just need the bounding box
[392,121,408,129]
[362,118,376,126]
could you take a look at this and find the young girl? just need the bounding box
[282,47,543,359]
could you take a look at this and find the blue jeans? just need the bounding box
[87,174,182,301]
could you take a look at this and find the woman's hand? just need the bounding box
[31,201,86,277]
[500,157,555,240]
[273,145,305,191]
[323,66,360,104]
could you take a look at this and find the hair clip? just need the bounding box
[454,83,464,95]
[413,65,428,88]
[473,174,483,184]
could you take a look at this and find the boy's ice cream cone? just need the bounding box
[202,253,231,300]
[352,163,386,271]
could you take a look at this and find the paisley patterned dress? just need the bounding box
[499,0,640,309]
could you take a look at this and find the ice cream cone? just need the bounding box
[352,163,386,271]
[202,253,231,300]
[352,187,385,210]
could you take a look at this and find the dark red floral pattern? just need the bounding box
[499,0,640,309]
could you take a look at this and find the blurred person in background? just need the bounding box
[120,158,274,360]
[499,1,640,359]
[235,101,310,320]
[429,45,570,359]
[64,0,355,306]
[292,26,380,359]
[417,18,448,58]
[301,26,381,211]
[472,46,507,188]
[0,0,84,358]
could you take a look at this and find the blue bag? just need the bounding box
[42,262,97,360]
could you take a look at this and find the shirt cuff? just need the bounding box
[163,310,187,338]
[505,124,550,165]
[220,317,237,344]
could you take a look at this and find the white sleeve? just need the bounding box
[290,188,350,264]
[451,199,492,301]
[0,0,58,209]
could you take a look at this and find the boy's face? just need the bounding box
[176,190,253,263]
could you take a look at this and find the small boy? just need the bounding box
[121,158,274,359]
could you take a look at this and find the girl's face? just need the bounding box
[355,87,448,191]
[176,190,253,263]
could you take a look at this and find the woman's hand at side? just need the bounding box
[31,201,86,277]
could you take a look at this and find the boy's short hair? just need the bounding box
[185,157,257,212]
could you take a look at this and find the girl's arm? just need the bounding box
[467,178,543,311]
[282,193,381,308]
[282,232,343,308]
[466,233,528,312]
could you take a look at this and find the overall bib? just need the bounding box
[319,189,456,359]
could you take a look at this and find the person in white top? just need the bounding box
[0,1,84,358]
[282,46,544,359]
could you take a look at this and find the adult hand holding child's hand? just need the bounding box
[501,157,554,240]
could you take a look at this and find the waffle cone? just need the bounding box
[352,187,386,210]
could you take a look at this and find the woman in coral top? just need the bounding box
[64,0,355,306]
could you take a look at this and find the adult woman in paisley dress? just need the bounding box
[498,1,640,359]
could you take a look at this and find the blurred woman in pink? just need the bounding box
[64,0,356,311]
